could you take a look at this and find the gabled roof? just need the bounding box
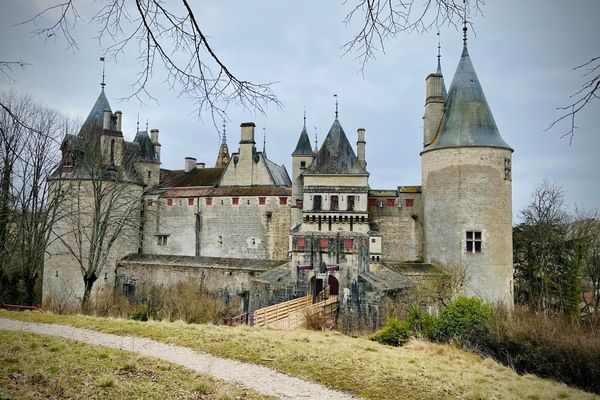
[292,125,314,156]
[264,156,292,186]
[79,88,111,135]
[304,118,367,175]
[430,45,512,151]
[160,167,225,188]
[133,130,159,163]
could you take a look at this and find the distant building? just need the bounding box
[43,34,513,317]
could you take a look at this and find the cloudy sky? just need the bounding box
[1,1,598,220]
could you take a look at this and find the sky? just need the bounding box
[1,1,599,221]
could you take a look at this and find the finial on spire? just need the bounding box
[262,127,266,155]
[303,106,307,129]
[436,31,442,74]
[462,0,468,46]
[334,94,339,119]
[136,114,140,133]
[222,119,227,144]
[145,118,148,132]
[314,126,318,152]
[100,56,106,88]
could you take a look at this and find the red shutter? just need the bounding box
[167,198,173,206]
[188,198,194,206]
[405,198,414,207]
[259,197,266,205]
[205,197,212,205]
[232,197,239,205]
[386,198,395,207]
[368,198,377,206]
[279,197,288,205]
[320,238,329,248]
[344,239,353,249]
[297,237,305,248]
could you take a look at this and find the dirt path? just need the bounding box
[0,318,358,400]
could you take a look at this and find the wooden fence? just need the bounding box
[253,295,312,328]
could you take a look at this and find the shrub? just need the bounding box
[405,304,437,338]
[431,297,492,346]
[370,318,414,346]
[128,305,149,321]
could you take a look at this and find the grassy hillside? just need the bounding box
[0,330,271,399]
[1,310,597,400]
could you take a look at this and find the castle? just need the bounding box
[43,34,514,318]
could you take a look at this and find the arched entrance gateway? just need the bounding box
[310,274,339,301]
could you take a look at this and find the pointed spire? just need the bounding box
[262,127,267,157]
[292,114,314,156]
[222,119,227,144]
[215,120,230,168]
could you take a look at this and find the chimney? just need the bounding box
[103,109,111,130]
[196,162,205,169]
[423,72,445,148]
[184,157,196,173]
[357,128,366,166]
[114,111,122,131]
[150,129,159,144]
[240,122,255,144]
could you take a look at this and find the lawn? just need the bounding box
[0,329,271,399]
[1,310,597,400]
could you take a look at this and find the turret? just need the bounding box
[291,117,315,228]
[150,129,161,161]
[421,27,514,307]
[423,47,446,150]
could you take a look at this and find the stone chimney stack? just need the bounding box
[150,129,161,161]
[357,128,366,166]
[103,109,111,130]
[196,162,205,169]
[239,122,256,165]
[114,111,122,131]
[184,157,197,173]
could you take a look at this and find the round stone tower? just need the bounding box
[421,39,514,306]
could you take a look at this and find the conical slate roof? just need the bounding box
[304,119,367,174]
[133,130,159,163]
[79,88,111,135]
[292,125,314,156]
[432,45,511,151]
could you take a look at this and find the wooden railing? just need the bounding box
[253,295,312,328]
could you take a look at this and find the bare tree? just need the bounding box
[22,0,281,123]
[546,56,600,144]
[572,207,600,321]
[0,92,68,305]
[51,125,143,310]
[342,0,483,69]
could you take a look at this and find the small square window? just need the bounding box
[279,197,288,205]
[206,197,212,205]
[167,199,173,206]
[320,238,329,249]
[259,197,266,205]
[232,197,239,205]
[157,235,168,246]
[296,199,303,209]
[300,161,306,168]
[147,200,153,206]
[188,198,194,206]
[504,158,512,180]
[405,198,414,207]
[371,238,376,243]
[466,231,482,254]
[386,198,395,207]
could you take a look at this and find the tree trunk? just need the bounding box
[81,276,97,313]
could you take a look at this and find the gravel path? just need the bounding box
[0,318,358,400]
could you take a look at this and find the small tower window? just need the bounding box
[313,195,322,211]
[300,161,306,168]
[330,195,339,211]
[157,235,168,246]
[347,195,355,211]
[504,158,511,180]
[466,231,482,253]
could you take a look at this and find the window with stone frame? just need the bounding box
[157,235,168,246]
[466,231,482,253]
[504,158,512,180]
[279,197,288,205]
[330,195,339,210]
[347,195,355,211]
[259,196,266,205]
[313,195,322,211]
[232,197,239,205]
[405,198,414,207]
[205,197,212,205]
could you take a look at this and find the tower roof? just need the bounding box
[133,130,159,163]
[304,118,367,175]
[79,88,111,135]
[431,45,511,151]
[292,125,314,156]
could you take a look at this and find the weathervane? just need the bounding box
[462,0,468,46]
[100,56,106,88]
[334,94,339,119]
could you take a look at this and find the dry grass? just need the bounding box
[1,310,597,400]
[0,329,271,400]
